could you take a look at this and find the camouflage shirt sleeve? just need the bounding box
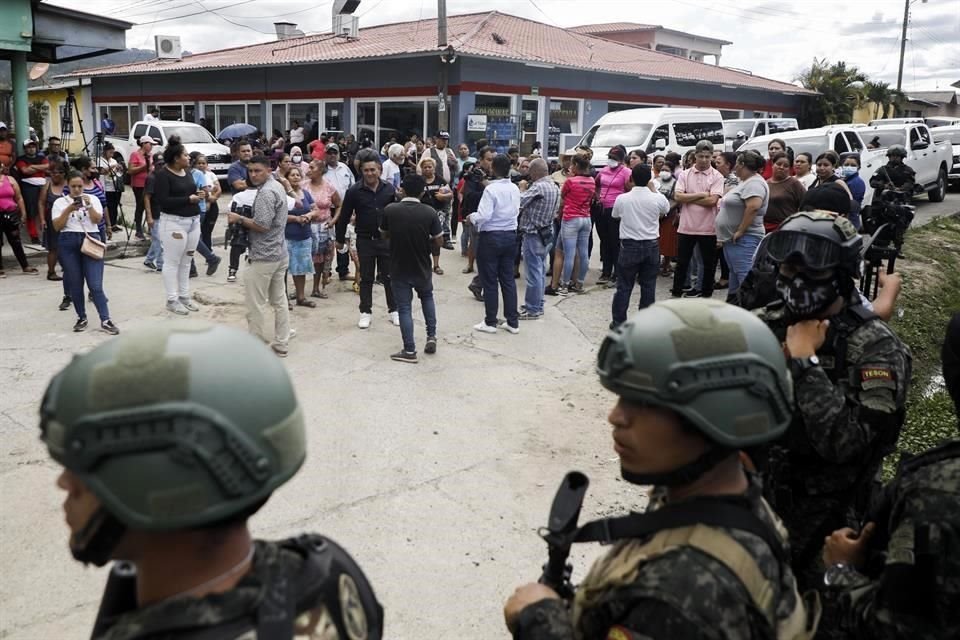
[793,324,909,463]
[513,597,707,640]
[514,598,575,640]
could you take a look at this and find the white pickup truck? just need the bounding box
[935,125,960,188]
[105,120,233,179]
[859,123,950,203]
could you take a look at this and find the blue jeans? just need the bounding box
[522,232,549,314]
[723,234,762,295]
[612,239,660,324]
[477,230,519,327]
[391,275,437,353]
[560,216,591,284]
[58,232,110,321]
[145,220,164,268]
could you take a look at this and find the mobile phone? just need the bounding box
[74,197,83,207]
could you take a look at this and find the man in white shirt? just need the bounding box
[144,108,160,122]
[381,143,405,189]
[610,164,670,329]
[323,143,355,279]
[467,153,521,334]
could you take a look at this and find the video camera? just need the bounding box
[225,201,253,249]
[860,188,916,300]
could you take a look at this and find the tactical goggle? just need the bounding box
[764,230,842,270]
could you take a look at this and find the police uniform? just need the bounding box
[869,162,916,193]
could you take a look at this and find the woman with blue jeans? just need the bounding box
[715,150,768,297]
[50,172,119,334]
[558,156,595,293]
[153,136,204,315]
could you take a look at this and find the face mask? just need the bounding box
[776,272,840,318]
[607,159,619,168]
[292,154,302,163]
[840,166,858,178]
[659,171,672,181]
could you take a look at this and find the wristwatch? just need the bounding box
[823,563,867,589]
[789,355,820,377]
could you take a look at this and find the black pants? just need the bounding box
[601,207,620,277]
[672,233,717,297]
[336,249,349,277]
[718,251,730,280]
[229,243,246,271]
[133,187,145,236]
[589,204,602,258]
[105,191,121,228]
[0,214,29,269]
[201,202,218,250]
[357,236,395,314]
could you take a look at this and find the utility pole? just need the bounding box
[896,0,910,92]
[438,0,449,132]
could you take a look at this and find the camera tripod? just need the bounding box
[860,224,901,301]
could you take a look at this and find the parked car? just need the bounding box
[858,123,950,202]
[105,121,233,179]
[722,117,799,150]
[577,108,724,165]
[933,125,960,188]
[867,117,925,126]
[926,117,960,129]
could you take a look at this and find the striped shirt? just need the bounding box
[518,177,561,233]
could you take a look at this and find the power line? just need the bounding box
[187,0,276,34]
[133,0,258,26]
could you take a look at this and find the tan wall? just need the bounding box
[853,101,894,124]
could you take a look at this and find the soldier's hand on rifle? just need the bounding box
[823,522,876,569]
[504,583,560,634]
[785,319,829,358]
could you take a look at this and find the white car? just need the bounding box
[933,125,960,187]
[106,120,233,179]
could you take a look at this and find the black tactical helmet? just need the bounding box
[765,210,862,276]
[886,144,907,158]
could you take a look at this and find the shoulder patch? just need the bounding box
[607,625,636,640]
[861,367,893,382]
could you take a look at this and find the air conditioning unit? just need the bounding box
[332,14,358,38]
[155,35,182,60]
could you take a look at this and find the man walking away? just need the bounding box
[517,158,560,320]
[380,173,443,363]
[672,140,724,298]
[468,154,521,334]
[336,149,398,329]
[611,164,669,328]
[226,155,292,358]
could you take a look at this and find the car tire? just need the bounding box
[929,167,947,202]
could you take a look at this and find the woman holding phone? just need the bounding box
[51,171,118,334]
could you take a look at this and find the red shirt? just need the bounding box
[309,140,326,161]
[561,175,595,220]
[129,151,149,188]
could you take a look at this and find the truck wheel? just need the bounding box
[928,167,947,203]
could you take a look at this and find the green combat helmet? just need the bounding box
[766,210,862,276]
[40,322,306,565]
[597,299,793,485]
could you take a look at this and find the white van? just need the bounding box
[577,108,724,165]
[723,117,799,150]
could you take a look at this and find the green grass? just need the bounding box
[884,215,960,475]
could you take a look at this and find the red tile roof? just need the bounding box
[568,22,660,33]
[58,11,812,95]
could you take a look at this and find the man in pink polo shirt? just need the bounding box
[671,140,724,298]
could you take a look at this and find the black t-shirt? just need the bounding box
[420,175,449,212]
[380,200,442,281]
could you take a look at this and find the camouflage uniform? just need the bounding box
[514,480,806,640]
[94,535,379,640]
[757,295,912,590]
[869,162,916,194]
[832,441,960,639]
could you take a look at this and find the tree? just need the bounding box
[863,80,905,120]
[795,58,868,128]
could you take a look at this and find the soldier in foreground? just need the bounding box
[756,211,912,591]
[41,322,383,639]
[822,312,960,639]
[504,299,817,639]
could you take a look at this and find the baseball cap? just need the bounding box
[139,135,154,145]
[437,131,450,139]
[23,139,37,148]
[325,143,340,153]
[0,122,6,129]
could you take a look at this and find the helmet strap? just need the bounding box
[620,446,734,487]
[71,507,127,567]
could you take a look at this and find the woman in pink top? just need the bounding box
[305,160,342,298]
[595,145,631,284]
[0,160,36,276]
[558,156,596,293]
[128,136,153,239]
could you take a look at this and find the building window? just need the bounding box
[656,45,686,57]
[475,94,512,117]
[548,99,580,157]
[101,105,133,136]
[379,101,425,146]
[325,102,343,133]
[248,103,262,132]
[356,101,376,146]
[520,98,540,156]
[145,104,194,122]
[288,102,318,134]
[216,104,246,130]
[673,122,724,147]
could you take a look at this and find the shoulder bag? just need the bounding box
[81,233,106,260]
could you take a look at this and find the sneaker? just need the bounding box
[58,296,71,311]
[571,283,585,294]
[206,256,222,276]
[609,320,623,330]
[73,317,88,332]
[682,286,697,295]
[155,263,164,272]
[682,290,702,298]
[179,297,200,312]
[100,319,120,335]
[289,328,297,339]
[499,322,520,334]
[339,272,350,281]
[597,274,610,285]
[389,311,400,326]
[166,300,190,315]
[473,322,497,334]
[424,336,437,354]
[390,350,419,363]
[442,242,455,250]
[467,283,483,301]
[544,285,560,296]
[358,313,372,329]
[519,310,543,320]
[227,268,237,283]
[143,261,157,271]
[189,267,198,278]
[271,344,289,358]
[557,285,570,296]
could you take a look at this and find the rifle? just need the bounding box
[538,471,590,600]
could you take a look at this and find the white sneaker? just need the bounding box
[289,328,297,339]
[389,311,400,326]
[473,322,497,334]
[178,297,200,312]
[499,322,520,335]
[358,313,372,329]
[166,300,189,315]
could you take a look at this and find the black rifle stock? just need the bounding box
[538,471,590,600]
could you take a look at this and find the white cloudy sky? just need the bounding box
[50,0,960,91]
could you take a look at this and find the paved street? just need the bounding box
[2,188,957,639]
